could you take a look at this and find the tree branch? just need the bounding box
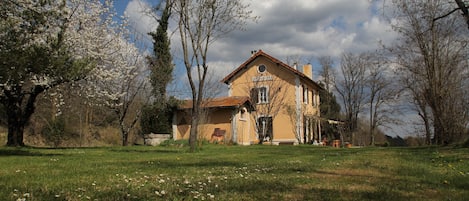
[433,7,460,22]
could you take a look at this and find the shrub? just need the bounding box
[41,117,66,147]
[463,138,469,148]
[140,104,173,135]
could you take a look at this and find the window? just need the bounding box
[312,90,318,106]
[250,87,269,104]
[239,107,247,121]
[258,64,266,73]
[311,90,315,106]
[303,85,308,104]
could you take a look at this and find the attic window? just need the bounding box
[258,64,266,73]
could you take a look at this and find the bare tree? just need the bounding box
[399,64,434,145]
[195,68,228,146]
[390,0,469,144]
[454,0,469,29]
[433,0,469,30]
[335,52,367,145]
[363,52,400,146]
[285,55,302,67]
[318,56,335,93]
[172,0,256,151]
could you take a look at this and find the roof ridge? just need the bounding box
[220,50,323,90]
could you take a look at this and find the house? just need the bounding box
[173,50,323,145]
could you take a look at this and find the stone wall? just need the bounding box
[144,133,171,146]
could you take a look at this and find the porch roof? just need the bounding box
[178,96,254,110]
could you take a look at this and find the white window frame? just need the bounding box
[258,86,269,104]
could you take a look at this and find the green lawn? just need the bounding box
[0,144,468,201]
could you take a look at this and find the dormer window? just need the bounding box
[258,64,266,73]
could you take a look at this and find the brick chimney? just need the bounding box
[302,63,313,80]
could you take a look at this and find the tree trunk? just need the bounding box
[369,102,374,146]
[122,131,129,146]
[3,86,43,147]
[5,101,26,147]
[6,121,25,147]
[189,109,199,152]
[187,96,199,151]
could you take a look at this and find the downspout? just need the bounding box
[317,95,322,142]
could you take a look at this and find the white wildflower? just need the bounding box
[207,193,215,199]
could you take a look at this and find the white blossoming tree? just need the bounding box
[85,35,148,146]
[0,0,145,146]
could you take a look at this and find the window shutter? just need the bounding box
[250,88,259,103]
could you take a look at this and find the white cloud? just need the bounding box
[201,0,396,69]
[121,0,396,76]
[124,0,157,38]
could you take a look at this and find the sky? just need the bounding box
[113,0,415,136]
[114,0,397,87]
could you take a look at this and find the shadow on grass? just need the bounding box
[0,149,62,156]
[130,158,244,170]
[109,148,184,154]
[305,187,412,201]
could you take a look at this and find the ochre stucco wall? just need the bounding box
[174,108,254,144]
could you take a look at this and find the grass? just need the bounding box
[0,144,468,201]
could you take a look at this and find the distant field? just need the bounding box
[0,144,468,200]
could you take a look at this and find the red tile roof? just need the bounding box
[179,96,253,110]
[220,50,323,90]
